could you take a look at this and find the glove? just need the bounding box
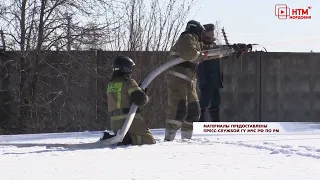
[203,51,208,58]
[196,52,207,62]
[232,43,246,59]
[232,43,253,58]
[232,43,240,51]
[139,83,148,93]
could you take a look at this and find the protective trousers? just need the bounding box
[165,70,200,141]
[111,114,156,145]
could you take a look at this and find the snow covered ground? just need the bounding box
[1,124,320,180]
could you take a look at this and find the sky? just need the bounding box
[187,0,319,52]
[1,0,318,52]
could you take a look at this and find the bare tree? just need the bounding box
[0,30,5,50]
[0,0,125,132]
[214,21,224,45]
[0,0,125,51]
[107,0,194,52]
[72,21,115,50]
[0,0,196,132]
[105,0,195,127]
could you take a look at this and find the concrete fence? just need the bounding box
[0,51,319,134]
[219,52,320,122]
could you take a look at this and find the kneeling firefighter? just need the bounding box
[100,56,156,145]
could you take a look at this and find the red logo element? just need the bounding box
[275,4,290,19]
[274,4,312,20]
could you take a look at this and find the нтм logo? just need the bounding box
[275,4,312,20]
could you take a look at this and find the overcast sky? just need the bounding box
[1,0,318,52]
[187,0,319,52]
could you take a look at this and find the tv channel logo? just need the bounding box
[275,4,290,19]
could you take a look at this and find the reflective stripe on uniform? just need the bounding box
[191,51,201,62]
[117,91,121,108]
[137,135,142,145]
[111,113,142,121]
[107,82,123,109]
[128,87,141,95]
[183,121,193,126]
[111,115,127,121]
[169,51,180,56]
[169,51,201,62]
[166,119,193,126]
[168,71,193,82]
[166,119,183,125]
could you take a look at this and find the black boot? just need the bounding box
[99,131,116,141]
[198,108,206,122]
[208,108,220,122]
[99,132,132,146]
[117,134,132,146]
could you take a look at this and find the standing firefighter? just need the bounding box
[164,20,206,141]
[100,56,156,145]
[196,23,223,122]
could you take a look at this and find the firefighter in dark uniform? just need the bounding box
[196,23,223,122]
[100,56,156,145]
